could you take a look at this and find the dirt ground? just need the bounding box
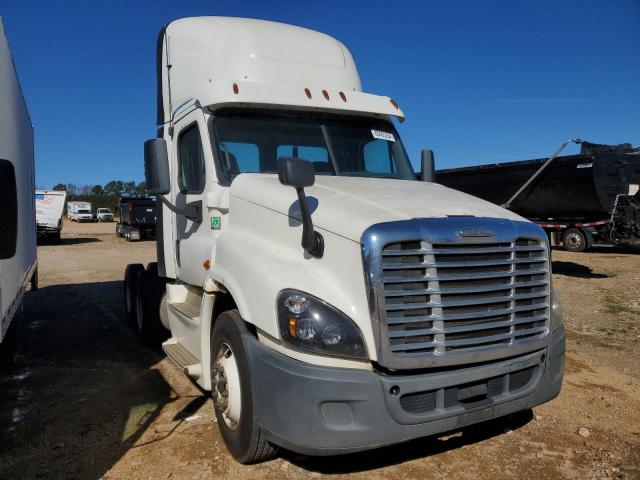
[0,220,639,480]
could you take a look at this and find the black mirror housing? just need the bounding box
[0,159,18,260]
[144,139,171,195]
[277,157,315,189]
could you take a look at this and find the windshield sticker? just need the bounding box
[371,129,395,142]
[576,162,593,169]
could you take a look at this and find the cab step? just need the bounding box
[168,302,201,321]
[162,339,202,379]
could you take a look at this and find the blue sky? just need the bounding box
[1,0,638,188]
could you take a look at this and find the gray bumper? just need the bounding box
[244,327,565,456]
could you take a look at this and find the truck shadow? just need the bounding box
[285,409,533,473]
[0,280,195,480]
[552,261,610,279]
[59,237,103,245]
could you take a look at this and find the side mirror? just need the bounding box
[144,139,171,195]
[0,159,18,260]
[278,157,323,258]
[420,149,435,182]
[278,156,315,189]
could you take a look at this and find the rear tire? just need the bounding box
[562,228,587,252]
[134,264,169,346]
[211,310,277,464]
[124,264,144,323]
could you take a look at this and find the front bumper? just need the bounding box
[244,327,565,456]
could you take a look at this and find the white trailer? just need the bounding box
[0,18,37,362]
[36,189,66,243]
[126,17,565,462]
[67,201,92,222]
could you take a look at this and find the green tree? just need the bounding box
[52,183,66,191]
[91,184,104,196]
[135,181,147,196]
[103,180,123,197]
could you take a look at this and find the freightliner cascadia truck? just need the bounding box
[125,17,565,463]
[0,18,38,364]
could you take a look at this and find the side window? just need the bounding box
[178,124,205,194]
[219,142,260,177]
[277,145,333,174]
[363,139,396,174]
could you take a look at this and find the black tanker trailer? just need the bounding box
[434,141,640,252]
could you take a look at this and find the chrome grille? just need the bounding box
[381,238,549,356]
[361,217,551,369]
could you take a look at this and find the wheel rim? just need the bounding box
[135,287,144,331]
[565,232,583,249]
[213,343,242,430]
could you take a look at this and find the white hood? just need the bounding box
[230,174,526,242]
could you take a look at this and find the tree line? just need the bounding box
[51,181,149,212]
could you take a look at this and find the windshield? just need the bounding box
[78,209,90,214]
[210,111,415,183]
[98,209,111,213]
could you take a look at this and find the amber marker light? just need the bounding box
[304,88,312,99]
[288,318,297,338]
[339,91,347,102]
[390,98,399,109]
[322,89,330,100]
[232,83,239,94]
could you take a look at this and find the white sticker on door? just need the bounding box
[371,129,395,142]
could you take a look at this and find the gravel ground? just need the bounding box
[0,221,638,479]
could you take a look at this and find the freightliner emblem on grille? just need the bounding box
[458,227,495,238]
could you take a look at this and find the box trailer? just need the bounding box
[35,189,66,243]
[115,197,156,241]
[0,18,37,363]
[67,201,92,222]
[435,140,640,252]
[125,17,564,462]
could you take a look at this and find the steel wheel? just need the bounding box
[213,343,242,430]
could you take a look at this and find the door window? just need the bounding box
[178,124,206,194]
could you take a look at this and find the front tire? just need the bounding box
[211,310,277,464]
[562,228,587,252]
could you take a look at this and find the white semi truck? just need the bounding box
[0,18,37,362]
[126,17,565,463]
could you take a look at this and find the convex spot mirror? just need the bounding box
[144,139,170,195]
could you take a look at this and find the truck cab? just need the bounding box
[126,17,565,463]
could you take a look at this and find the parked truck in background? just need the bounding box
[116,197,156,241]
[67,201,92,222]
[125,17,565,463]
[435,140,640,252]
[96,207,114,222]
[35,189,66,244]
[0,18,38,364]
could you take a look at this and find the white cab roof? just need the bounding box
[158,17,404,124]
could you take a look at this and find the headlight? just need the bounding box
[277,289,368,359]
[550,286,563,331]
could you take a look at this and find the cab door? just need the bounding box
[171,110,216,287]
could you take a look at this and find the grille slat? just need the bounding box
[389,315,549,338]
[382,257,546,270]
[384,268,548,283]
[384,279,548,297]
[382,245,545,256]
[387,291,547,311]
[381,238,550,356]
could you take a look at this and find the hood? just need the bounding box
[230,174,526,242]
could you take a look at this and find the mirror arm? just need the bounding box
[295,187,324,258]
[157,195,202,223]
